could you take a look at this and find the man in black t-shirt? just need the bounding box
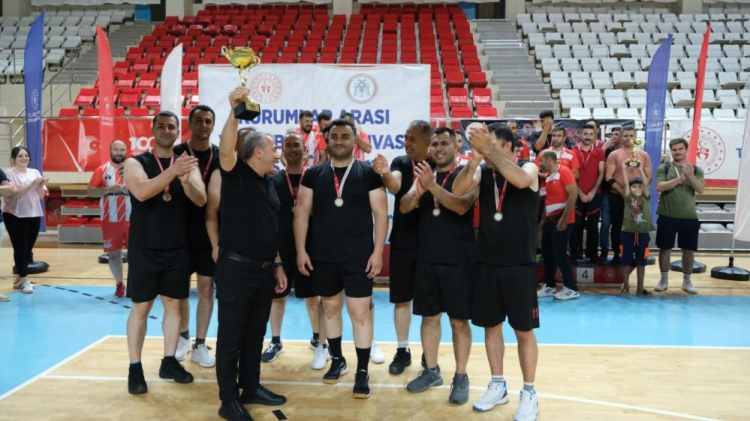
[173,105,219,368]
[263,132,330,370]
[123,111,206,396]
[399,128,477,405]
[215,87,288,421]
[295,119,388,399]
[372,119,433,375]
[453,124,541,420]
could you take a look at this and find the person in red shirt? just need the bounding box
[505,120,531,160]
[296,110,321,167]
[536,151,579,301]
[535,127,580,223]
[88,140,130,298]
[341,112,373,162]
[571,125,605,263]
[315,111,333,164]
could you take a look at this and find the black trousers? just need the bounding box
[572,195,601,260]
[3,213,40,278]
[215,252,275,403]
[609,194,625,259]
[542,221,576,291]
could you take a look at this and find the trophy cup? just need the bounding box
[221,46,262,120]
[627,138,645,167]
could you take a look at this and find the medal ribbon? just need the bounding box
[577,144,593,171]
[152,151,175,196]
[187,142,214,182]
[285,168,306,207]
[492,157,518,216]
[331,159,354,201]
[432,162,459,210]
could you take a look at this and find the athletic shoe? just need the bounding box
[473,381,509,412]
[448,374,470,405]
[353,369,371,399]
[323,357,348,384]
[218,400,253,421]
[554,287,580,301]
[191,343,216,368]
[388,347,412,375]
[13,279,23,290]
[21,280,34,294]
[239,384,286,406]
[261,342,283,363]
[159,357,194,384]
[654,279,669,292]
[175,337,191,361]
[115,283,126,298]
[537,286,556,298]
[309,336,319,351]
[682,279,698,294]
[0,292,9,302]
[370,341,385,364]
[514,389,540,421]
[406,367,443,393]
[311,344,330,370]
[127,364,148,395]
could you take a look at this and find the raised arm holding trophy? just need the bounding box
[222,46,262,121]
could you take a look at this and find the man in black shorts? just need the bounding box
[399,127,476,405]
[215,87,287,421]
[372,120,433,375]
[264,132,330,370]
[123,111,207,395]
[173,105,219,367]
[295,119,388,399]
[453,124,541,420]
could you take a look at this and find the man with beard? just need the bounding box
[295,119,388,399]
[571,125,605,262]
[123,111,206,395]
[399,128,476,405]
[314,111,333,164]
[504,120,531,160]
[297,110,319,166]
[372,120,433,375]
[88,140,130,298]
[173,105,220,368]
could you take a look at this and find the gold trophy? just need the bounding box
[627,138,645,168]
[221,46,262,120]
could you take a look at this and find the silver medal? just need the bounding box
[494,212,503,222]
[432,208,441,217]
[334,197,344,207]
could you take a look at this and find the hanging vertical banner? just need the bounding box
[735,111,750,242]
[688,22,711,164]
[161,43,183,115]
[24,12,46,231]
[644,35,672,225]
[96,25,115,166]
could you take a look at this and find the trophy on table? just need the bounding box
[627,138,645,168]
[221,46,262,120]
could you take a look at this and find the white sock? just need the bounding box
[491,374,505,385]
[660,272,669,282]
[397,340,409,349]
[523,382,535,392]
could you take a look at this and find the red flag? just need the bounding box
[96,25,115,166]
[688,22,711,164]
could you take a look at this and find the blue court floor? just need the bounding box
[2,285,749,397]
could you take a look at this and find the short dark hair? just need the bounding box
[629,177,644,186]
[505,119,518,127]
[241,131,268,161]
[408,120,434,140]
[582,125,596,133]
[152,110,180,128]
[669,138,689,149]
[328,118,357,135]
[541,150,558,162]
[317,110,332,124]
[586,120,599,129]
[188,105,215,123]
[539,110,554,120]
[488,123,518,151]
[551,127,567,136]
[621,126,637,134]
[611,127,622,133]
[299,110,313,120]
[10,146,31,162]
[340,112,354,120]
[433,127,456,143]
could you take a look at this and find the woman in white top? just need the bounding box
[2,146,48,294]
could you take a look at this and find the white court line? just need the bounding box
[0,335,111,402]
[42,374,721,421]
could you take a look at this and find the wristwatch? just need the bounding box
[274,262,284,269]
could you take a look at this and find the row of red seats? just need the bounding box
[74,86,198,108]
[61,107,190,117]
[61,217,102,227]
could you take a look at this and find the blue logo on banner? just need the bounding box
[24,12,45,231]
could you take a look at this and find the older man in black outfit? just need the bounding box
[215,87,287,421]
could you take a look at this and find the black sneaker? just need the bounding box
[128,364,147,395]
[240,384,287,406]
[353,370,371,399]
[323,357,348,384]
[261,342,283,363]
[218,400,253,421]
[388,347,412,375]
[159,356,194,384]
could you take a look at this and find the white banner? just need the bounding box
[161,44,182,116]
[199,64,430,164]
[735,112,750,241]
[669,120,743,188]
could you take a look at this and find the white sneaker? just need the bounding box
[554,287,580,301]
[473,381,509,412]
[370,341,385,364]
[191,343,216,368]
[0,292,9,302]
[21,280,34,294]
[311,344,330,370]
[175,337,191,361]
[682,279,698,294]
[537,286,556,298]
[515,389,540,421]
[654,279,669,292]
[14,279,34,291]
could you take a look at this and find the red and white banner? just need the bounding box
[670,120,743,188]
[688,23,711,165]
[96,25,115,166]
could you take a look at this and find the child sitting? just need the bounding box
[620,160,655,295]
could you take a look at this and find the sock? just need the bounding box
[491,374,505,385]
[397,340,409,349]
[660,271,669,282]
[130,361,142,368]
[683,272,692,281]
[355,347,371,372]
[272,336,281,345]
[312,332,320,343]
[428,365,440,374]
[163,355,176,363]
[180,330,190,340]
[523,382,535,392]
[193,338,205,349]
[328,336,343,359]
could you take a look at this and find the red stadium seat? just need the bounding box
[137,73,158,89]
[74,88,97,107]
[472,88,493,108]
[467,72,488,89]
[448,88,468,108]
[119,88,142,108]
[58,108,79,117]
[142,88,161,108]
[476,107,498,119]
[129,108,151,116]
[116,73,136,89]
[81,108,100,117]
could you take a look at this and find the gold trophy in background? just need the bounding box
[221,46,262,120]
[627,138,645,167]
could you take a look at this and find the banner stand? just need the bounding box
[711,164,750,281]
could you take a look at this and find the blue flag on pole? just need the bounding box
[644,35,672,226]
[24,12,45,231]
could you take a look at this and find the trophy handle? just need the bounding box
[221,45,230,57]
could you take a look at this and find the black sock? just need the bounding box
[193,338,205,349]
[180,330,190,340]
[312,332,320,342]
[328,336,343,359]
[163,355,177,363]
[129,361,142,369]
[272,336,281,345]
[356,347,371,372]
